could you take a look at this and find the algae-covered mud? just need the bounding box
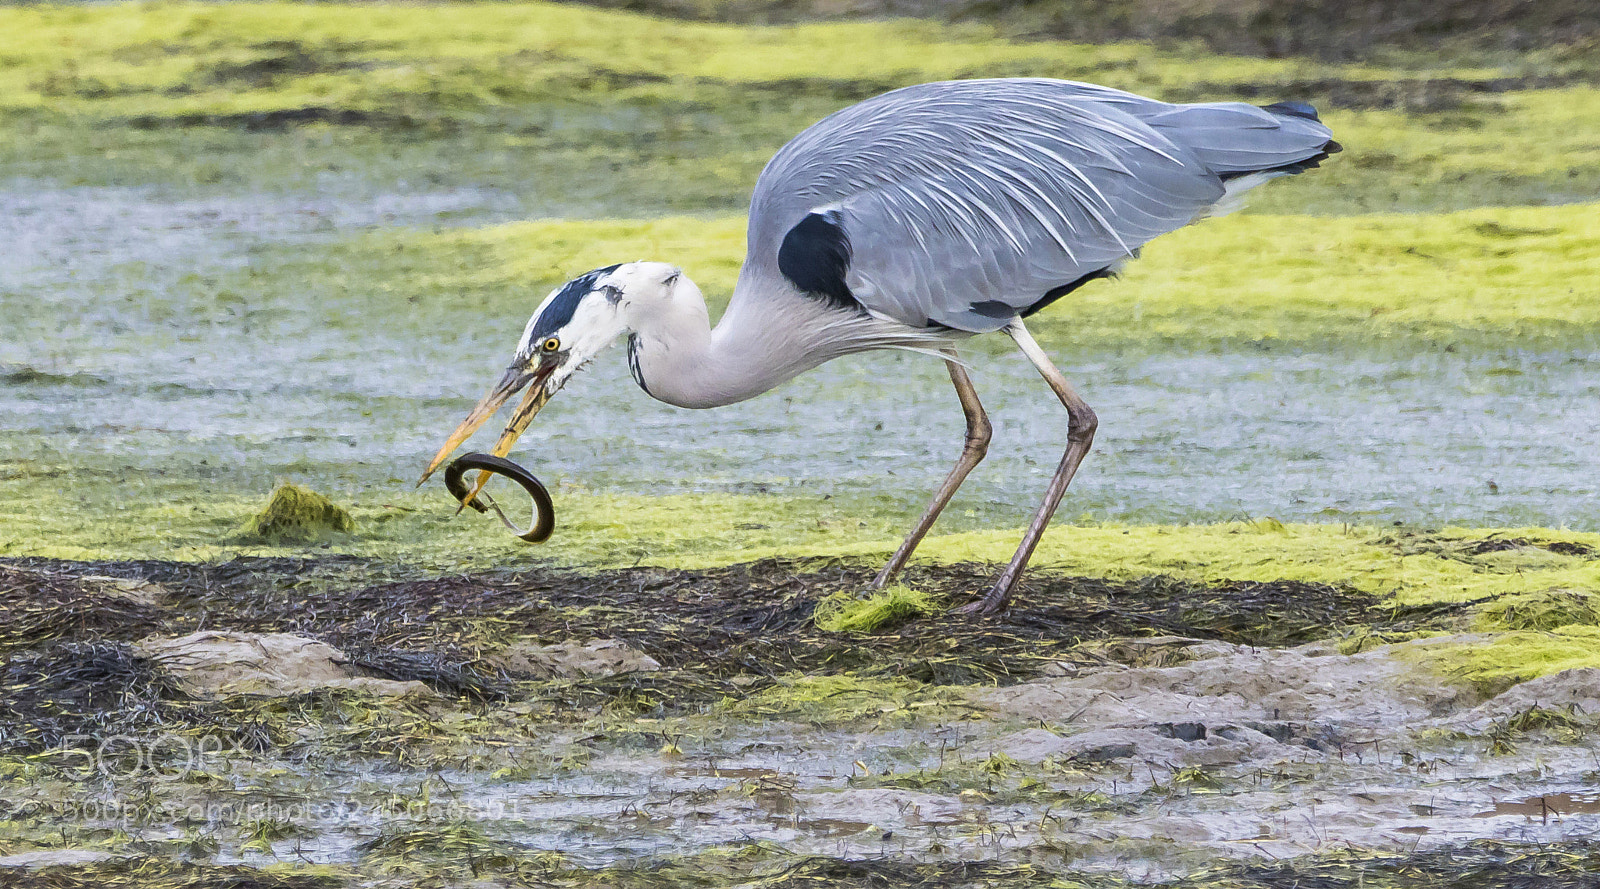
[5,554,1600,887]
[4,1,1600,885]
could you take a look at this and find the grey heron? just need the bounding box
[420,78,1339,614]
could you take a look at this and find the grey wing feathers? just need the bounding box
[746,78,1335,333]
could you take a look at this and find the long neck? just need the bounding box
[628,277,884,409]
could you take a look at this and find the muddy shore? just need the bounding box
[4,556,1600,886]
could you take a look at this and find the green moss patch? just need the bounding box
[237,483,355,544]
[4,2,1600,212]
[1477,588,1600,631]
[6,507,1597,618]
[599,0,1600,65]
[1404,627,1600,695]
[812,585,938,634]
[344,201,1600,355]
[720,673,958,725]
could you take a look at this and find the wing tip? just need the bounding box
[1261,100,1322,122]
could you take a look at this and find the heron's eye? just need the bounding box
[541,337,561,352]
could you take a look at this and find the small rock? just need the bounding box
[1243,722,1297,743]
[1074,742,1139,762]
[968,637,1473,730]
[0,850,119,868]
[1154,722,1208,742]
[1038,660,1082,678]
[78,575,168,606]
[488,639,661,679]
[134,631,430,699]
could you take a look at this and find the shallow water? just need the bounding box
[200,730,1600,872]
[30,643,1600,875]
[3,183,1597,532]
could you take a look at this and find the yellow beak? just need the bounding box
[418,364,555,503]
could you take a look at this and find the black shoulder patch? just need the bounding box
[778,211,860,312]
[531,263,622,340]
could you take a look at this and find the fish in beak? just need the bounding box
[418,360,556,503]
[417,261,649,507]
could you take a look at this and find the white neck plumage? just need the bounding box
[623,270,954,409]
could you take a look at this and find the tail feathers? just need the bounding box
[1225,100,1343,178]
[1206,103,1341,217]
[1218,134,1342,181]
[1138,100,1338,180]
[1127,96,1340,218]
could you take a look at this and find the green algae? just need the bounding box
[360,821,562,878]
[0,859,344,889]
[719,673,961,725]
[911,524,1600,609]
[1485,704,1591,754]
[2,14,1598,877]
[625,0,1600,68]
[11,844,1600,889]
[0,1,1496,123]
[1477,588,1600,631]
[5,469,1597,612]
[812,585,938,634]
[236,483,355,544]
[1403,626,1600,695]
[4,5,1599,588]
[3,551,1597,882]
[0,565,167,650]
[4,1,1600,214]
[846,753,1116,807]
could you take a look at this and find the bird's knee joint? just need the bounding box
[966,418,993,456]
[971,417,994,443]
[1068,405,1098,442]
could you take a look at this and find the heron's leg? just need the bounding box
[869,349,992,590]
[959,319,1097,614]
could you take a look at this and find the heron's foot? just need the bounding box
[866,564,897,591]
[953,586,1010,615]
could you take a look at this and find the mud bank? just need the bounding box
[3,556,1599,886]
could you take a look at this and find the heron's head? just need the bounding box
[418,261,684,485]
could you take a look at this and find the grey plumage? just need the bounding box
[747,78,1337,332]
